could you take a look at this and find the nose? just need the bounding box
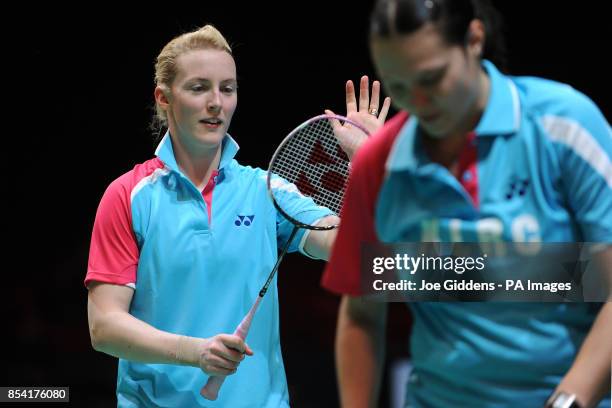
[207,90,222,114]
[408,86,431,111]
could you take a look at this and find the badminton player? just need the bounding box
[85,25,388,407]
[322,0,611,407]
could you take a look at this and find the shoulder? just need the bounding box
[513,76,607,126]
[512,76,610,158]
[225,160,268,184]
[102,157,166,203]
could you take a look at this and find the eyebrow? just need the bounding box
[189,77,237,83]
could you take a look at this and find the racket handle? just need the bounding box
[200,296,262,400]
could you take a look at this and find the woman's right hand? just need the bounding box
[87,283,254,377]
[177,334,254,376]
[199,334,254,376]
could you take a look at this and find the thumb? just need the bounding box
[325,109,342,134]
[244,343,254,356]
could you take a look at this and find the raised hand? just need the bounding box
[326,75,391,160]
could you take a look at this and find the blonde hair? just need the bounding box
[153,24,232,128]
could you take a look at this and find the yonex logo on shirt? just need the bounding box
[235,215,255,226]
[505,176,529,200]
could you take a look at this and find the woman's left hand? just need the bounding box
[326,75,391,161]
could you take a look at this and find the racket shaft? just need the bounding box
[260,225,299,296]
[201,222,299,399]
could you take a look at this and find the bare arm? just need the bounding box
[554,303,612,407]
[553,247,612,408]
[303,215,340,261]
[336,295,388,408]
[87,282,252,375]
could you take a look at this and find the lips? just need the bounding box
[199,118,224,130]
[200,118,223,125]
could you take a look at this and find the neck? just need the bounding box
[171,136,223,191]
[452,67,490,137]
[468,67,490,132]
[422,132,468,173]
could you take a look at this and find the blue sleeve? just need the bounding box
[541,92,612,242]
[269,174,334,253]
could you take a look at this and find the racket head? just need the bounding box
[266,114,369,230]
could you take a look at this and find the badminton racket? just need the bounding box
[200,113,369,400]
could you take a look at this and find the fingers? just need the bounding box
[359,75,370,113]
[218,334,251,359]
[339,76,390,136]
[201,359,238,376]
[199,349,240,377]
[206,352,240,371]
[378,96,392,123]
[212,345,244,364]
[199,334,253,376]
[345,80,357,114]
[369,80,381,113]
[345,76,387,118]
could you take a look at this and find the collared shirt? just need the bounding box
[323,61,611,407]
[86,133,332,407]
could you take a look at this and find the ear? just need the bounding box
[154,86,171,110]
[466,19,486,58]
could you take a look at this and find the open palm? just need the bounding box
[326,76,391,160]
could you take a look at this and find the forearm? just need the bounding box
[303,216,339,260]
[89,306,200,367]
[336,296,387,408]
[555,302,612,407]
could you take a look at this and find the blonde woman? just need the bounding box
[85,24,387,407]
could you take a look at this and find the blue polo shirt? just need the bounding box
[323,60,611,407]
[87,133,332,407]
[387,61,611,407]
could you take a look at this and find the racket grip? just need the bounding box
[200,296,262,400]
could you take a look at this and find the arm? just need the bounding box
[87,282,252,376]
[303,215,340,260]
[552,248,612,408]
[545,94,612,407]
[553,304,612,407]
[336,295,388,408]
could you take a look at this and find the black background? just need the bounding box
[4,1,609,407]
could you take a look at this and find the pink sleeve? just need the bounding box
[85,175,139,288]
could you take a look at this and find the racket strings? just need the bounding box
[270,119,350,215]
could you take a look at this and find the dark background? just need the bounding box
[4,1,609,407]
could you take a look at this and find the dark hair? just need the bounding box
[370,0,507,71]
